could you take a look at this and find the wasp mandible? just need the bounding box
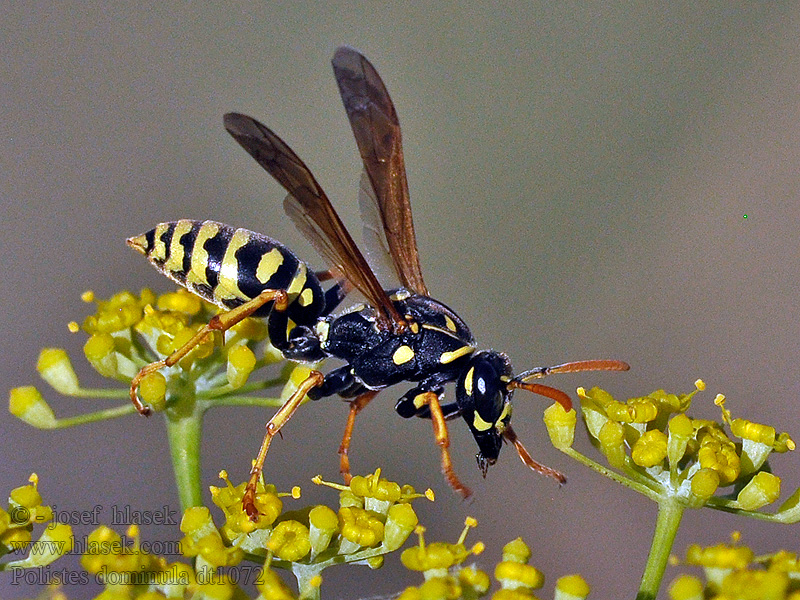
[127,46,629,518]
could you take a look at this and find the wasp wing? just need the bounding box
[223,112,401,330]
[332,46,429,296]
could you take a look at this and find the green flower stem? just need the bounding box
[51,403,138,428]
[164,404,205,511]
[205,395,285,407]
[560,447,662,501]
[636,496,685,600]
[69,387,130,399]
[292,563,322,600]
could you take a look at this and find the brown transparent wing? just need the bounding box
[332,46,429,296]
[223,112,401,330]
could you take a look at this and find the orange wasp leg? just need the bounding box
[503,425,566,484]
[419,391,472,499]
[243,369,325,520]
[129,288,289,415]
[338,390,380,484]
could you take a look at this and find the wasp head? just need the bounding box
[455,350,515,475]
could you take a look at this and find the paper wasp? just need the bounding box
[127,46,629,518]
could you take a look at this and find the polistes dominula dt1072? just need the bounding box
[127,46,629,518]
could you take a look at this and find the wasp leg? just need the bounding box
[338,390,380,483]
[129,289,289,415]
[418,391,472,498]
[502,425,566,484]
[395,393,462,421]
[243,370,325,520]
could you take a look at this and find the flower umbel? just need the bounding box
[546,378,799,600]
[670,534,800,600]
[0,474,74,572]
[8,289,308,511]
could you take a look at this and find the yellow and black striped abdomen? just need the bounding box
[127,219,326,324]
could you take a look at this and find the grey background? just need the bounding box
[3,3,800,598]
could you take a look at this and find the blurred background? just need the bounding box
[3,3,800,598]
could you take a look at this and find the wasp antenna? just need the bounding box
[516,359,630,383]
[508,380,573,412]
[503,426,566,484]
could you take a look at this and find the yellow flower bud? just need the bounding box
[502,538,532,563]
[667,574,704,600]
[737,471,781,510]
[232,317,268,341]
[83,333,119,377]
[667,414,693,468]
[460,567,491,595]
[543,403,576,449]
[267,520,311,561]
[719,569,789,599]
[9,387,56,429]
[309,505,338,558]
[598,420,626,468]
[226,344,257,389]
[732,419,776,446]
[555,574,590,600]
[37,348,80,395]
[157,290,203,315]
[495,561,545,590]
[607,398,658,423]
[383,503,419,551]
[690,468,720,502]
[338,506,384,548]
[350,470,402,503]
[631,430,668,468]
[180,506,214,536]
[685,542,753,569]
[139,372,167,411]
[418,577,460,600]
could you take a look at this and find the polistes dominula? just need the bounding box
[127,46,629,518]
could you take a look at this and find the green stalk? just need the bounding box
[164,403,205,511]
[636,496,685,600]
[293,563,323,600]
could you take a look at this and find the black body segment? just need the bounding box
[127,219,329,338]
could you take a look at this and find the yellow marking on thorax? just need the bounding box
[216,228,251,301]
[444,315,457,332]
[256,247,284,284]
[392,345,415,365]
[440,345,474,365]
[186,221,219,289]
[164,220,194,275]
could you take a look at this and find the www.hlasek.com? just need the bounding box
[11,564,264,586]
[8,535,183,559]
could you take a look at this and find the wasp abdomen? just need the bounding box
[127,219,325,322]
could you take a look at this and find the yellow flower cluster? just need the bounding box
[0,474,73,571]
[398,526,589,600]
[544,380,795,512]
[8,288,287,427]
[670,535,800,599]
[197,468,425,569]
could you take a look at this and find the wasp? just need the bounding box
[127,46,629,518]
